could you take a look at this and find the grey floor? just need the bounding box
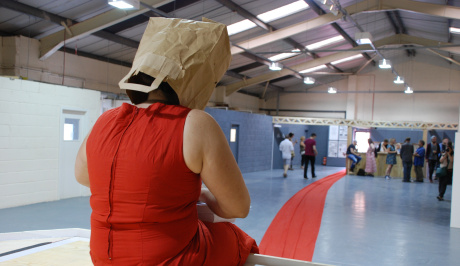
[0,166,458,265]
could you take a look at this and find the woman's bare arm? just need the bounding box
[75,132,91,188]
[183,110,250,219]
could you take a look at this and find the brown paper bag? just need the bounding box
[119,17,231,110]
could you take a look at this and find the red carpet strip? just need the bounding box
[259,170,346,261]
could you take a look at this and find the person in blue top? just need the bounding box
[413,140,426,182]
[385,138,398,180]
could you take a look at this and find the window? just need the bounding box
[230,128,237,142]
[355,131,370,153]
[63,118,80,141]
[227,1,309,35]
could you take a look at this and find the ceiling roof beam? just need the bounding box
[222,69,284,96]
[0,0,73,27]
[392,11,416,56]
[0,0,140,49]
[230,0,376,54]
[427,49,460,66]
[214,0,271,31]
[385,11,400,34]
[226,34,460,95]
[226,34,440,95]
[381,0,460,20]
[39,0,168,60]
[59,47,133,68]
[216,0,342,73]
[230,62,264,73]
[304,0,375,64]
[447,19,453,43]
[393,11,407,34]
[231,0,460,56]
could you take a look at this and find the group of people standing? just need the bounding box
[279,133,317,179]
[347,136,454,201]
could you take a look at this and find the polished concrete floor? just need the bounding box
[0,166,458,265]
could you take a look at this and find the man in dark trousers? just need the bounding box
[346,140,361,172]
[426,136,441,183]
[303,133,317,179]
[400,137,414,182]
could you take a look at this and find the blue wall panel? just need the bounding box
[428,130,456,143]
[369,128,423,143]
[272,124,309,169]
[205,108,273,173]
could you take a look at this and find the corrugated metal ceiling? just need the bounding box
[0,0,459,97]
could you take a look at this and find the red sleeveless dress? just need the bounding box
[86,103,258,265]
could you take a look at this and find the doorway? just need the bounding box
[59,109,89,199]
[229,124,239,163]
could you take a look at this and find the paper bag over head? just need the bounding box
[119,17,232,110]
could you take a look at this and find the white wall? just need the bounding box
[451,132,460,228]
[208,88,261,113]
[1,36,130,94]
[0,77,100,209]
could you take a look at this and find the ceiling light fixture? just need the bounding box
[404,86,413,94]
[108,0,139,9]
[355,32,373,45]
[394,76,404,84]
[303,77,315,84]
[269,62,283,71]
[328,87,337,94]
[379,59,392,69]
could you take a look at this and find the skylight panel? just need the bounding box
[227,20,257,36]
[227,1,309,36]
[299,65,327,73]
[306,36,344,51]
[269,53,297,62]
[257,1,309,23]
[331,54,363,65]
[450,27,460,34]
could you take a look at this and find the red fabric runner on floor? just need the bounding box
[259,170,346,261]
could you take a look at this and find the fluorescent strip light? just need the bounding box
[108,0,138,9]
[269,62,283,71]
[227,1,309,36]
[449,27,460,34]
[269,53,297,62]
[328,87,337,94]
[227,20,257,36]
[299,65,327,73]
[257,1,309,23]
[379,59,392,69]
[306,36,344,51]
[394,76,404,84]
[404,87,413,94]
[303,77,315,84]
[331,54,363,65]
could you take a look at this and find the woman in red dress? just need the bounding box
[75,17,258,265]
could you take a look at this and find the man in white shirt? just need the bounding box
[280,134,294,178]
